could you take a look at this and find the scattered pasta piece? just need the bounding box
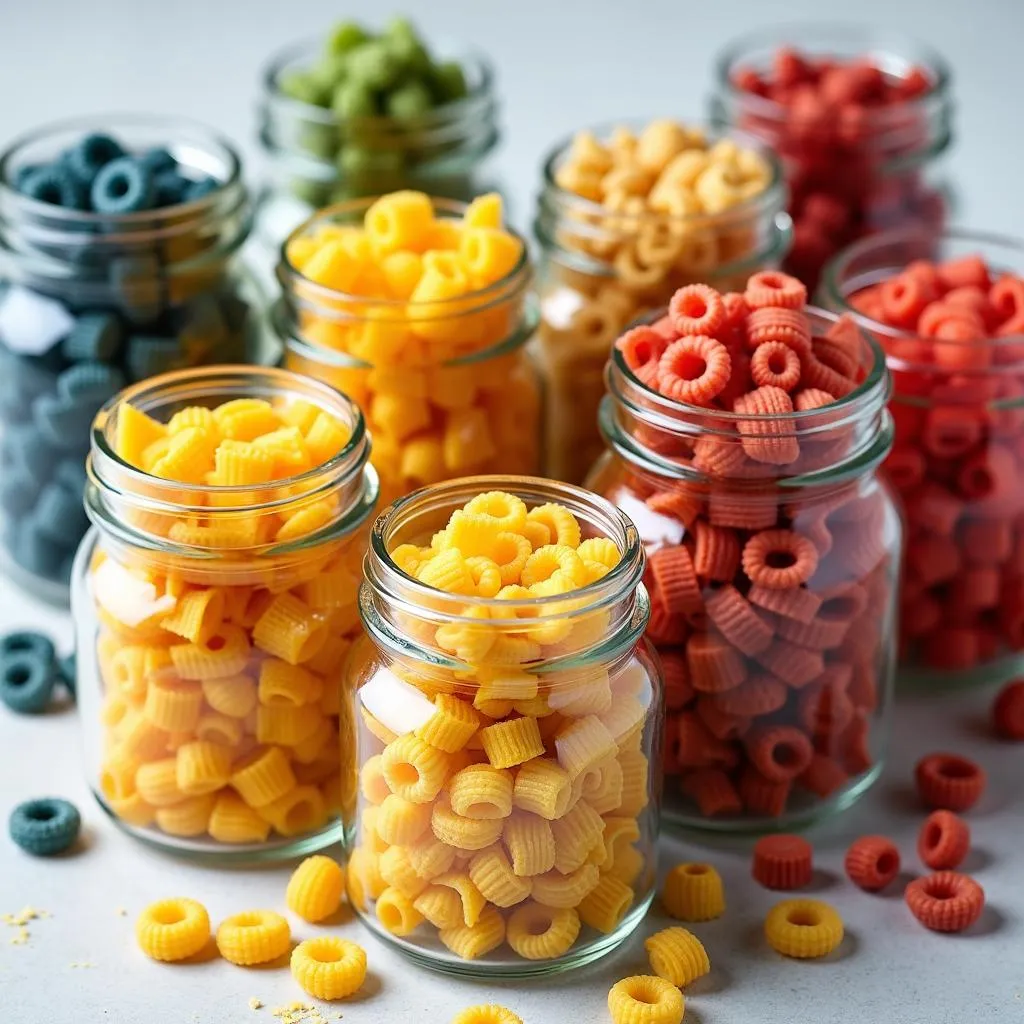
[217,910,291,966]
[290,937,367,1000]
[918,810,970,870]
[136,898,210,962]
[905,872,985,933]
[992,681,1024,740]
[751,834,813,890]
[914,753,986,811]
[607,975,684,1024]
[644,926,710,987]
[661,863,725,921]
[451,1007,524,1024]
[844,835,900,892]
[764,899,844,959]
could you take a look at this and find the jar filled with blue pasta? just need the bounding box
[0,115,277,603]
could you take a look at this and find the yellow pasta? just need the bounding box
[606,844,646,888]
[155,793,216,837]
[555,715,618,779]
[645,927,710,988]
[512,758,572,820]
[530,864,601,910]
[602,815,641,872]
[360,754,392,804]
[379,846,429,900]
[161,589,226,645]
[434,872,488,928]
[578,874,635,934]
[136,898,211,962]
[377,794,433,846]
[413,884,466,929]
[255,703,322,746]
[200,675,257,718]
[381,734,451,804]
[431,799,504,852]
[135,758,185,808]
[169,624,250,680]
[439,905,505,961]
[230,747,296,808]
[468,845,532,908]
[258,659,322,707]
[286,855,346,922]
[616,749,650,817]
[503,813,556,877]
[506,901,581,960]
[260,785,327,837]
[376,886,425,937]
[478,717,544,770]
[764,899,844,959]
[290,936,367,1001]
[207,792,272,844]
[216,909,291,966]
[607,976,684,1024]
[108,790,157,828]
[406,836,457,880]
[550,801,605,874]
[662,863,725,922]
[451,1006,523,1024]
[176,740,232,796]
[140,678,201,732]
[448,764,513,820]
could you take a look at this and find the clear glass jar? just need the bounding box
[533,123,791,484]
[587,308,900,832]
[709,25,954,290]
[0,115,276,605]
[820,227,1024,685]
[73,366,378,860]
[345,477,661,976]
[276,197,540,508]
[256,39,501,251]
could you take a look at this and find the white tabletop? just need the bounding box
[2,0,1024,1021]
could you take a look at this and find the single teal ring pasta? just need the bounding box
[9,798,81,855]
[0,651,56,714]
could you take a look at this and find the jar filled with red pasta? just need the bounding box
[276,192,540,508]
[74,366,378,859]
[709,25,954,290]
[345,477,661,974]
[587,273,901,830]
[821,228,1024,683]
[533,120,791,484]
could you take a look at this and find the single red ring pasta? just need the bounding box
[669,283,727,337]
[751,341,802,391]
[905,871,985,933]
[992,680,1024,739]
[657,335,732,406]
[741,529,820,589]
[744,271,808,311]
[744,724,813,783]
[918,810,970,870]
[752,834,813,890]
[914,753,986,811]
[844,835,900,891]
[745,307,813,354]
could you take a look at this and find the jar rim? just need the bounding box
[537,119,788,231]
[711,21,954,127]
[819,226,1024,368]
[0,113,244,233]
[364,475,646,623]
[88,364,372,513]
[610,304,890,429]
[278,194,532,313]
[260,36,498,132]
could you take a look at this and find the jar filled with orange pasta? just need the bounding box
[587,280,901,831]
[533,120,791,483]
[344,477,661,974]
[73,366,378,858]
[276,191,540,508]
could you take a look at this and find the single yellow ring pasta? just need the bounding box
[451,1006,524,1024]
[290,936,367,1000]
[764,899,844,959]
[216,909,291,965]
[505,901,581,960]
[286,855,346,923]
[136,897,210,962]
[607,975,684,1024]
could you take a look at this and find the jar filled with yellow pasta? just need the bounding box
[277,192,540,508]
[344,476,662,975]
[533,120,791,483]
[73,366,378,859]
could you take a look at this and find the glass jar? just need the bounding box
[345,477,661,976]
[709,25,954,290]
[821,228,1024,685]
[73,366,378,860]
[0,115,275,605]
[534,123,791,484]
[587,308,900,832]
[276,197,540,508]
[256,39,501,251]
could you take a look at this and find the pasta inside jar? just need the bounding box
[346,478,662,976]
[587,275,901,831]
[75,366,378,858]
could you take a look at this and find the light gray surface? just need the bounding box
[1,1,1024,1021]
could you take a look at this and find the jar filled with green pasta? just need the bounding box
[256,17,502,251]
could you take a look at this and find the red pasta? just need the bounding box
[752,834,813,890]
[646,490,702,526]
[693,521,740,582]
[616,325,669,383]
[748,583,822,625]
[696,696,751,740]
[744,271,807,311]
[661,650,694,711]
[738,767,791,818]
[648,545,703,616]
[758,640,825,688]
[798,754,849,798]
[992,680,1024,740]
[657,335,732,406]
[844,835,900,891]
[680,768,742,818]
[918,810,970,870]
[915,753,986,812]
[686,633,747,693]
[744,724,813,783]
[741,529,819,589]
[704,585,775,656]
[669,283,727,337]
[751,341,802,391]
[710,674,787,717]
[733,386,800,465]
[676,712,738,769]
[745,307,813,354]
[905,872,985,933]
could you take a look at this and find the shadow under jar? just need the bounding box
[74,366,378,860]
[820,227,1024,685]
[587,308,901,832]
[256,39,501,251]
[0,115,275,604]
[534,122,791,484]
[346,476,662,976]
[709,24,954,290]
[276,197,540,509]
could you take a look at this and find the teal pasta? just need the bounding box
[8,797,81,855]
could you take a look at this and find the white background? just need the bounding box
[1,1,1023,1022]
